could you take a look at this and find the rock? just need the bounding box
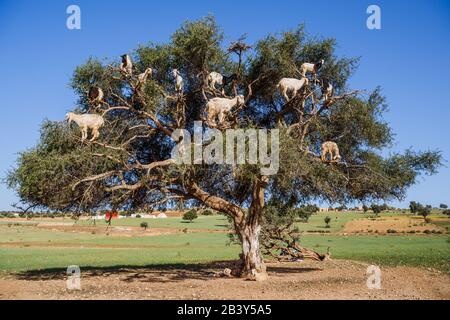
[157,213,167,218]
[223,268,232,277]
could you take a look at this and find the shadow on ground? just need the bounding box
[13,260,321,283]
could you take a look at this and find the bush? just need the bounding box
[443,209,450,216]
[371,204,382,215]
[387,229,397,233]
[140,222,148,230]
[136,214,142,218]
[324,215,331,227]
[439,203,448,209]
[183,209,198,223]
[201,209,213,216]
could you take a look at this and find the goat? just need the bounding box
[88,87,104,104]
[321,141,341,162]
[65,112,104,142]
[206,95,245,125]
[138,67,153,83]
[207,71,223,89]
[300,59,324,77]
[172,69,184,93]
[276,77,309,101]
[120,54,133,75]
[321,79,334,101]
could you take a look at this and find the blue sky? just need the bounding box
[0,0,449,210]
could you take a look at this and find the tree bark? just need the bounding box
[239,223,267,281]
[238,175,269,281]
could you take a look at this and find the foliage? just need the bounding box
[324,215,331,227]
[371,204,383,215]
[140,221,148,230]
[183,209,198,222]
[439,203,448,209]
[409,201,419,214]
[201,209,214,216]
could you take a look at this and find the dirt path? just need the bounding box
[1,260,448,300]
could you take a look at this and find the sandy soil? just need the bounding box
[343,216,446,234]
[0,260,448,300]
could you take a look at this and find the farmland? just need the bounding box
[0,211,449,299]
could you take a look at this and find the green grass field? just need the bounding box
[0,212,449,274]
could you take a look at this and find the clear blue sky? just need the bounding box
[0,0,449,210]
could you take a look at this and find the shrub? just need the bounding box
[423,230,431,234]
[140,222,148,230]
[439,203,448,209]
[417,205,431,222]
[136,214,142,218]
[443,209,450,216]
[324,215,331,227]
[201,209,213,216]
[387,229,397,233]
[183,209,198,223]
[371,204,382,215]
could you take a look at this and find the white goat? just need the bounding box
[172,69,184,93]
[120,54,133,75]
[206,95,245,125]
[65,112,104,142]
[88,87,104,104]
[207,71,223,89]
[138,67,153,83]
[276,77,309,101]
[300,59,324,77]
[321,141,341,162]
[322,80,333,101]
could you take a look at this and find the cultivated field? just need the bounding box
[0,212,449,299]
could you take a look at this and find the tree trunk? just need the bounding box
[239,222,268,281]
[237,175,269,281]
[186,178,269,281]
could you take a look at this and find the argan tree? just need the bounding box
[7,17,441,280]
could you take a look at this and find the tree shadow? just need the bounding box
[13,260,321,283]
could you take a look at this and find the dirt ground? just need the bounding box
[0,260,449,300]
[342,216,446,234]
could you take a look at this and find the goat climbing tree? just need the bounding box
[7,17,441,280]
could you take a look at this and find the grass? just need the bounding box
[0,212,449,274]
[300,234,450,273]
[294,211,373,232]
[0,231,239,272]
[0,215,230,230]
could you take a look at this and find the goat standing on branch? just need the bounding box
[120,54,133,76]
[172,69,184,93]
[88,87,104,106]
[276,77,309,101]
[300,59,324,77]
[206,95,245,126]
[138,67,153,83]
[320,78,334,101]
[207,71,223,90]
[65,112,104,142]
[321,141,342,163]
